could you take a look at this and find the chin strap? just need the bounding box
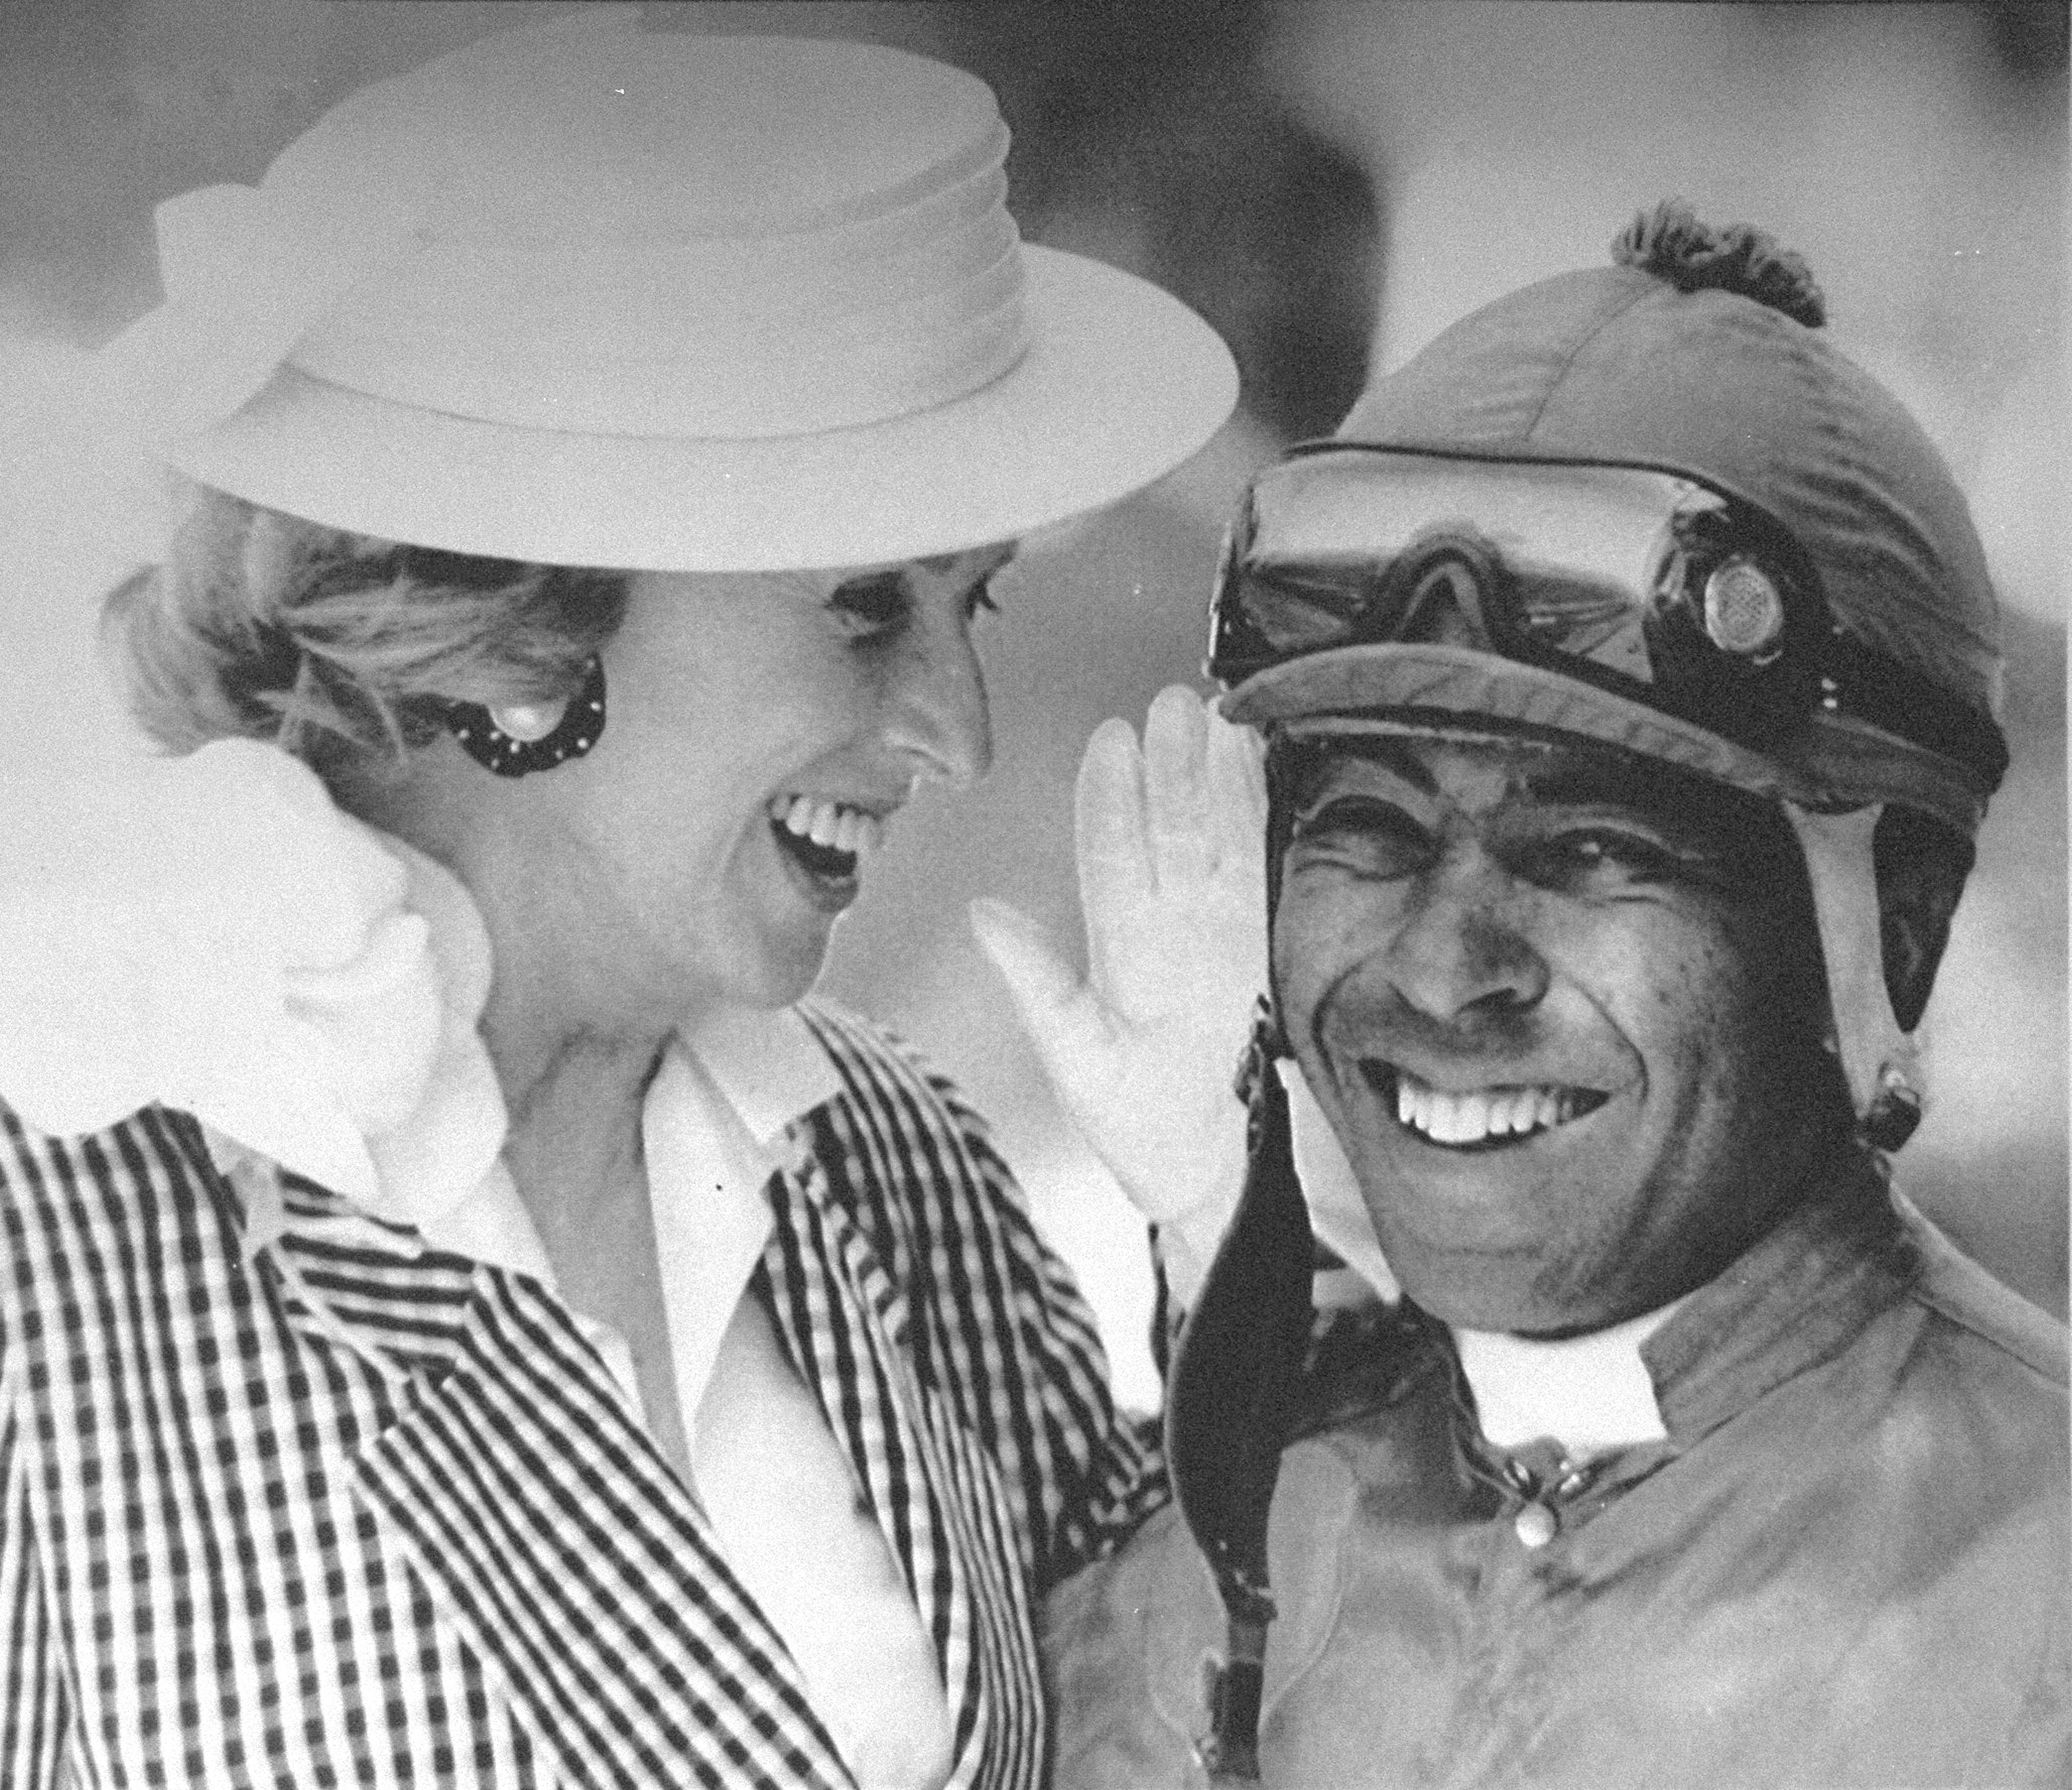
[1783,803,1922,1151]
[1166,1003,1315,1781]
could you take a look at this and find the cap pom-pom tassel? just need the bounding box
[1613,200,1827,327]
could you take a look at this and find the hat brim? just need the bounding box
[166,245,1237,573]
[1218,641,1988,837]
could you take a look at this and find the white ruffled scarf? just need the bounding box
[0,739,508,1230]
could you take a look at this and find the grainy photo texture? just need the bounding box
[0,5,2063,1788]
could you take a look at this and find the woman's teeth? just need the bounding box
[769,795,887,860]
[1390,1066,1600,1146]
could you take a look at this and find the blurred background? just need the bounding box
[1,0,2063,1405]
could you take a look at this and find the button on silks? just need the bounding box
[1514,1501,1559,1548]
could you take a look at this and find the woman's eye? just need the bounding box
[829,572,910,639]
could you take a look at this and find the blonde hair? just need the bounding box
[103,488,629,779]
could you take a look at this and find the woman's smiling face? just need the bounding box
[1271,730,1838,1336]
[525,544,1009,1018]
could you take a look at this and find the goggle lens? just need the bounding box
[1209,451,1830,754]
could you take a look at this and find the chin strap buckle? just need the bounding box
[1195,1603,1273,1781]
[1865,1056,1923,1151]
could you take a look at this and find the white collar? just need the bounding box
[682,1002,843,1149]
[644,1013,839,1436]
[1451,1302,1682,1456]
[349,943,839,1433]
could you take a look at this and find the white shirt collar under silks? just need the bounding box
[1452,1306,1679,1455]
[1278,1058,1674,1455]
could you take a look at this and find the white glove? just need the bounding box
[970,685,1268,1306]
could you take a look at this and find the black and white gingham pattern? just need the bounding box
[0,1001,1162,1789]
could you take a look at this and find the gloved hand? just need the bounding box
[970,685,1268,1305]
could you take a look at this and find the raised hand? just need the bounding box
[971,685,1268,1274]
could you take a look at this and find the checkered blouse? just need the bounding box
[0,1002,1164,1789]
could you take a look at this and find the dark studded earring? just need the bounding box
[445,656,607,777]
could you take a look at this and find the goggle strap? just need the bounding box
[1786,803,1921,1148]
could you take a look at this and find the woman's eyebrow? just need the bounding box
[916,542,1017,578]
[836,545,1015,606]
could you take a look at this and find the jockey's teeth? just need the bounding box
[1395,1071,1571,1145]
[770,795,885,857]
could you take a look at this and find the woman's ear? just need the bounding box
[1874,806,1975,1034]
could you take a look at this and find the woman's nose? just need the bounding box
[886,625,993,788]
[1377,849,1550,1029]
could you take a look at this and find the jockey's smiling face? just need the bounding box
[1271,730,1838,1337]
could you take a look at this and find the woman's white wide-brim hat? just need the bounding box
[96,9,1238,572]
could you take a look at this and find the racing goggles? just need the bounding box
[1209,446,2005,788]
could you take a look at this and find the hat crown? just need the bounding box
[274,28,1001,240]
[184,20,1021,443]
